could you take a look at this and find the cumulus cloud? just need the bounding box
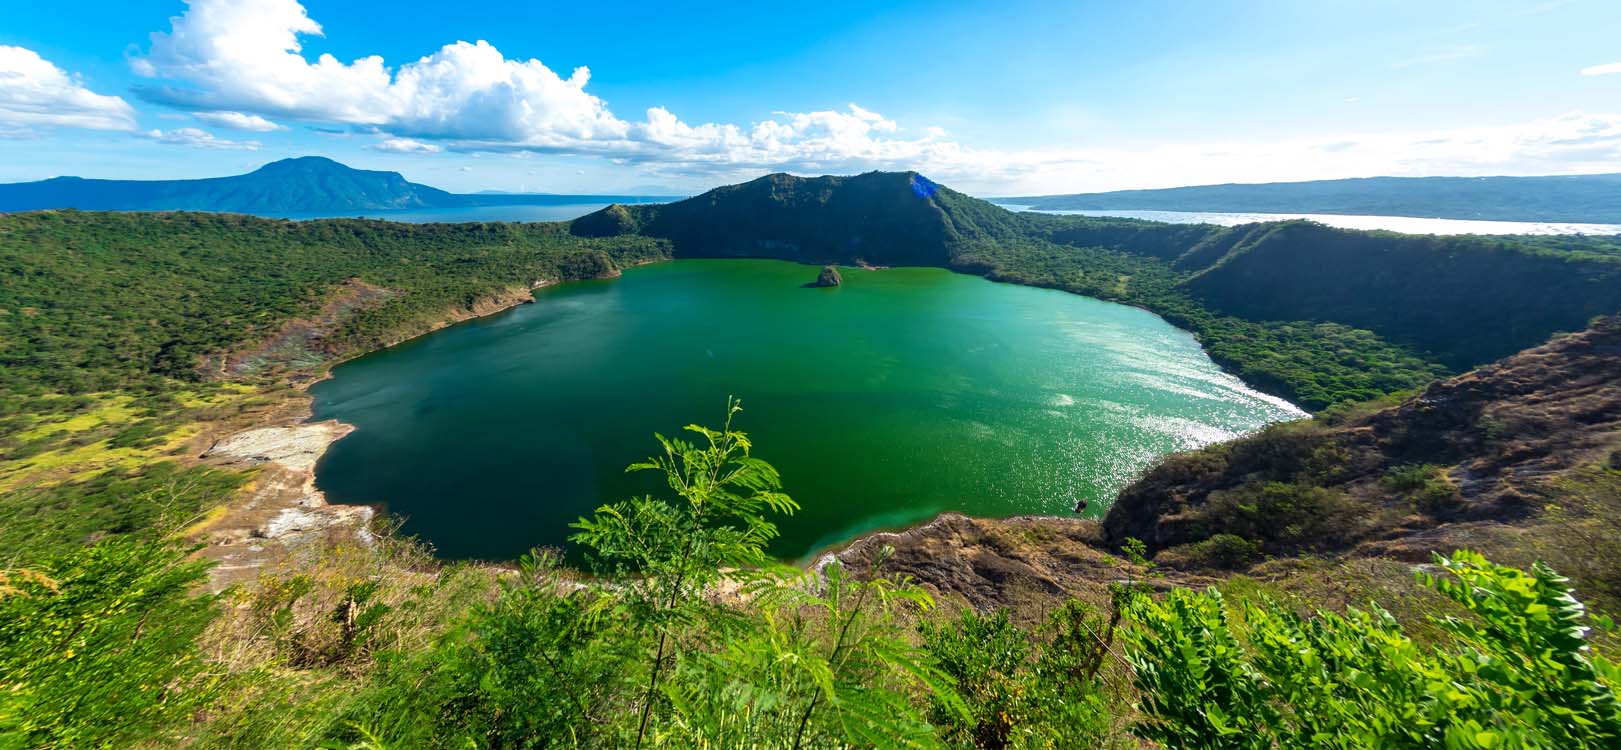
[371,136,442,153]
[129,0,956,171]
[193,110,283,131]
[0,45,136,132]
[133,0,624,143]
[125,1,1621,193]
[145,126,260,150]
[1582,62,1621,76]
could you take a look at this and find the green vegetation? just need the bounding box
[0,210,666,401]
[1,539,218,749]
[5,411,1617,748]
[1126,551,1621,749]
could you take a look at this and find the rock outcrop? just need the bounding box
[810,265,843,287]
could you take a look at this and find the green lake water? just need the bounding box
[310,259,1304,561]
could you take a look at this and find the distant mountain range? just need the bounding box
[1004,173,1621,224]
[0,156,677,214]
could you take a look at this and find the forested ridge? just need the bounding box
[3,169,1620,748]
[0,210,668,398]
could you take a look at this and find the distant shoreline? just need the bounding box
[994,205,1621,237]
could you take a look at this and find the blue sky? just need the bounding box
[1,0,1618,194]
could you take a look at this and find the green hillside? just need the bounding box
[0,210,667,408]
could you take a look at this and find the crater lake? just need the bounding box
[310,259,1304,560]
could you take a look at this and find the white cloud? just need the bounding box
[1581,62,1621,76]
[145,126,260,150]
[125,1,1621,193]
[0,45,136,132]
[962,112,1621,195]
[193,110,283,131]
[129,0,959,171]
[134,0,624,143]
[371,136,442,153]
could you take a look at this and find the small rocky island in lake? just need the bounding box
[809,265,843,287]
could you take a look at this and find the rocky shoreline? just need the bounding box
[187,280,576,588]
[193,421,368,590]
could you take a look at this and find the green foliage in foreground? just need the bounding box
[1125,550,1621,749]
[5,410,1618,749]
[337,400,950,750]
[0,539,216,750]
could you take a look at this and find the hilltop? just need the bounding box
[573,171,1020,266]
[1005,172,1621,224]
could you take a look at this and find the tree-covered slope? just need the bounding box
[1177,221,1621,368]
[0,210,668,399]
[1008,172,1621,224]
[579,171,995,266]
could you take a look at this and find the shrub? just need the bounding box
[1122,550,1621,749]
[0,539,217,749]
[1383,464,1462,516]
[1199,481,1362,552]
[1177,533,1261,569]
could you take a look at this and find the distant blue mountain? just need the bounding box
[1005,173,1621,224]
[0,156,677,214]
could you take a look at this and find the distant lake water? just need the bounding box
[311,259,1303,562]
[994,205,1621,236]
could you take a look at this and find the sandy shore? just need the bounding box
[191,420,372,590]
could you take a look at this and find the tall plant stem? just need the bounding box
[791,570,876,750]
